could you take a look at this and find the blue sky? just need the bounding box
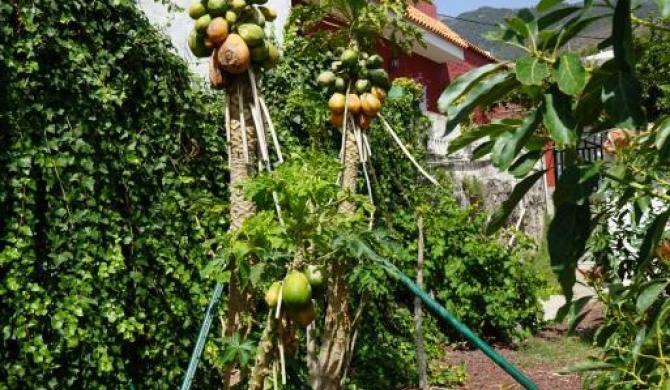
[434,0,539,17]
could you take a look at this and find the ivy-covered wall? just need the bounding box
[0,1,226,388]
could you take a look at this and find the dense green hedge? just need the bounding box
[0,1,226,388]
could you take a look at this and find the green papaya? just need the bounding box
[225,10,237,24]
[195,14,212,33]
[231,0,246,11]
[258,6,277,22]
[355,79,371,94]
[250,41,269,63]
[188,30,213,58]
[366,54,384,69]
[333,77,346,92]
[341,49,358,67]
[237,23,265,47]
[207,0,227,16]
[369,68,390,88]
[188,1,207,20]
[317,71,337,87]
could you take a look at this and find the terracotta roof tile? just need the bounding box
[406,7,498,62]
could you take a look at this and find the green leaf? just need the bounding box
[538,6,581,29]
[637,208,670,271]
[602,70,645,129]
[445,73,519,133]
[657,0,670,18]
[549,202,591,300]
[654,116,670,161]
[492,108,542,170]
[537,0,564,12]
[437,63,503,114]
[555,53,587,95]
[636,280,668,314]
[485,170,546,235]
[508,149,544,178]
[472,140,494,159]
[447,121,517,154]
[515,57,550,86]
[543,88,578,149]
[553,164,600,207]
[613,0,634,72]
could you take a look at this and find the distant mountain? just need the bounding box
[443,1,660,60]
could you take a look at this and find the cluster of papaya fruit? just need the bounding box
[318,48,390,129]
[264,265,326,327]
[187,0,280,88]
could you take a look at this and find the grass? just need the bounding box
[514,334,601,369]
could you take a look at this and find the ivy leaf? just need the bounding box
[555,53,586,95]
[485,170,546,235]
[515,57,549,86]
[543,87,578,149]
[602,70,645,129]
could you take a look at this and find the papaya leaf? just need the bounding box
[445,73,519,133]
[515,57,550,86]
[602,70,645,130]
[437,63,503,114]
[637,208,670,271]
[549,202,591,300]
[637,280,668,314]
[555,53,587,95]
[485,170,546,235]
[657,0,670,18]
[492,108,542,169]
[654,116,670,161]
[509,149,544,178]
[543,87,578,148]
[446,121,516,154]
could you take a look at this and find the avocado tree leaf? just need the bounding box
[541,15,606,52]
[555,53,587,95]
[537,0,565,12]
[613,0,635,72]
[637,280,669,314]
[492,108,542,169]
[654,116,670,161]
[472,140,495,159]
[538,6,581,29]
[602,70,645,129]
[508,149,544,178]
[543,87,578,149]
[437,63,504,114]
[549,202,591,300]
[445,73,519,133]
[553,163,600,207]
[485,169,546,235]
[515,57,550,86]
[447,121,518,154]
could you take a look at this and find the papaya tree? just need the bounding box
[438,0,670,386]
[185,0,282,387]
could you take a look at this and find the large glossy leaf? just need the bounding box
[637,208,670,271]
[472,140,494,159]
[555,53,587,95]
[445,73,519,133]
[492,108,542,169]
[509,149,544,178]
[515,57,550,86]
[541,15,607,52]
[485,169,546,235]
[602,70,645,129]
[446,121,517,154]
[537,0,565,12]
[637,280,669,314]
[654,116,670,161]
[613,0,634,72]
[543,88,578,149]
[538,6,581,29]
[437,63,503,114]
[553,163,600,207]
[549,202,591,300]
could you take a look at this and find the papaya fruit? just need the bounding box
[188,1,207,20]
[261,43,279,69]
[249,7,266,27]
[218,34,250,74]
[237,23,265,47]
[333,77,346,92]
[250,41,269,63]
[195,14,212,33]
[355,79,371,94]
[304,265,327,296]
[231,0,246,11]
[288,300,316,327]
[366,54,384,69]
[369,68,390,89]
[371,86,387,103]
[203,37,214,50]
[346,94,361,114]
[329,93,346,115]
[209,54,227,89]
[264,281,282,308]
[206,17,229,46]
[341,48,358,67]
[259,6,277,22]
[207,0,227,16]
[330,113,344,127]
[282,272,312,310]
[317,71,337,87]
[361,93,382,116]
[188,30,213,58]
[359,114,373,129]
[225,10,237,24]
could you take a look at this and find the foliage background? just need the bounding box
[0,1,227,388]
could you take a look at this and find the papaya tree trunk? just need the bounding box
[222,77,258,389]
[308,124,359,390]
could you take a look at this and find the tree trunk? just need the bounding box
[222,77,258,389]
[308,124,359,390]
[415,214,428,390]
